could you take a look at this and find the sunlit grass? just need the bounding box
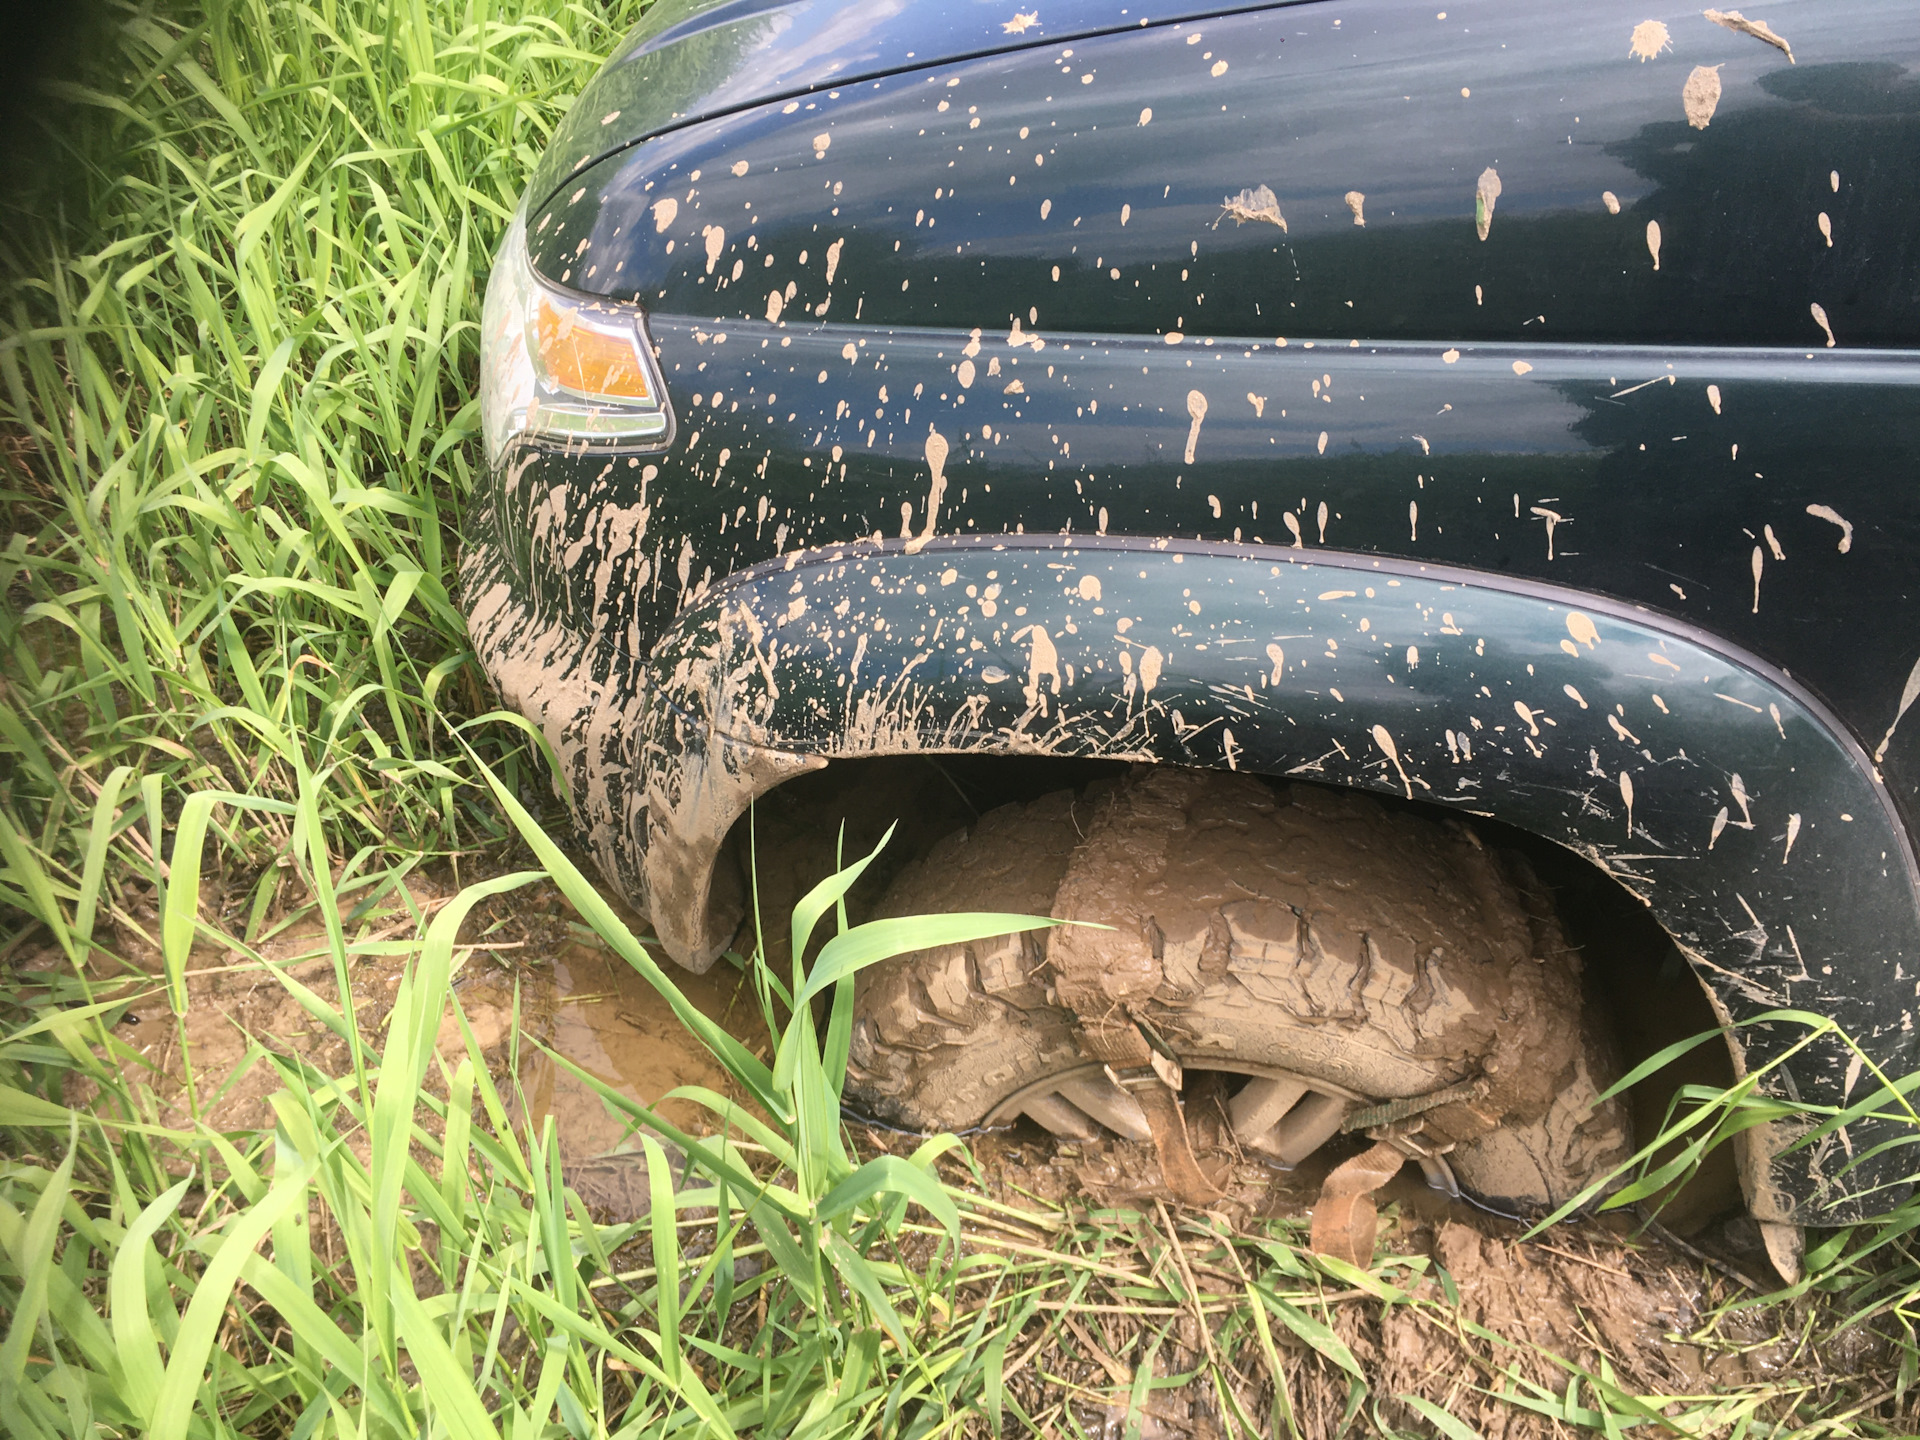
[0,0,630,965]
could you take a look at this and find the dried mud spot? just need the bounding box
[1215,184,1286,231]
[1704,8,1794,63]
[1683,64,1724,129]
[1628,19,1671,61]
[1474,167,1502,241]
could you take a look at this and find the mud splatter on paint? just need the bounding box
[1620,771,1635,836]
[1707,384,1722,414]
[1628,19,1671,61]
[1512,360,1534,376]
[1530,506,1563,559]
[905,430,950,554]
[1372,724,1412,797]
[1184,390,1208,464]
[1751,546,1764,614]
[1683,65,1723,129]
[1704,8,1795,63]
[1474,167,1501,242]
[1218,185,1286,231]
[1014,624,1061,714]
[652,198,679,232]
[1647,221,1662,270]
[825,238,845,283]
[1811,302,1836,347]
[1806,504,1853,553]
[1875,657,1920,763]
[1566,612,1601,650]
[1139,645,1163,697]
[1003,10,1040,33]
[1345,191,1366,226]
[1818,212,1833,246]
[1602,190,1621,214]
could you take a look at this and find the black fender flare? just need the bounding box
[462,527,1918,1221]
[632,535,1920,1221]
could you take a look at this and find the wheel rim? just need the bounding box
[984,1061,1369,1168]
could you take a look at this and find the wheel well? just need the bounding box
[720,753,1740,1226]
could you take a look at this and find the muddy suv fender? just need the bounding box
[464,520,1919,1223]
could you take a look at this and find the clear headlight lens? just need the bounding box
[481,206,673,468]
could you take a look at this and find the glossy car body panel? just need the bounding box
[525,0,1295,215]
[465,0,1920,1220]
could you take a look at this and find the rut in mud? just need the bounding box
[83,755,1886,1435]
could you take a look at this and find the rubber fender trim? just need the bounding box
[652,533,1920,1221]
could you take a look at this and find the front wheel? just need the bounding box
[846,768,1632,1210]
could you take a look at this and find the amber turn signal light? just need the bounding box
[531,293,656,404]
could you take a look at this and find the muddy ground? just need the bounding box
[105,910,1867,1435]
[78,759,1912,1435]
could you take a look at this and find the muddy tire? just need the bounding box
[846,768,1632,1210]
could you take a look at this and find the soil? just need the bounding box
[69,760,1900,1435]
[962,1123,1895,1436]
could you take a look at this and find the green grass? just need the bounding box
[4,2,1920,1436]
[0,0,619,960]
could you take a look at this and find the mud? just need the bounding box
[102,874,537,1137]
[961,1124,1877,1440]
[93,869,756,1222]
[1039,770,1631,1207]
[73,778,1906,1435]
[516,943,752,1153]
[1704,8,1795,63]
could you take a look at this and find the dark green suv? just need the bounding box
[467,0,1920,1265]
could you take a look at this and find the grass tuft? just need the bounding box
[1,0,641,973]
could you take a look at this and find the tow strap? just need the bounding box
[1077,1007,1223,1204]
[1307,1140,1407,1266]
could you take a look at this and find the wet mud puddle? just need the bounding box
[506,940,757,1203]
